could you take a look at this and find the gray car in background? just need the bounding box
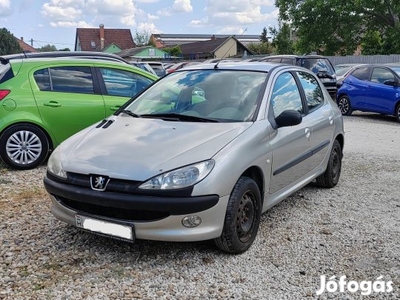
[44,62,344,253]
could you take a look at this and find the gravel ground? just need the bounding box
[0,112,399,300]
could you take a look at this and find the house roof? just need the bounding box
[16,38,38,53]
[117,46,154,58]
[179,37,229,55]
[75,27,135,51]
[178,36,254,57]
[151,33,260,47]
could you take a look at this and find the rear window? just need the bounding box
[301,58,335,75]
[0,63,14,84]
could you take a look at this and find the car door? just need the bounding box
[365,67,400,114]
[31,65,106,145]
[344,66,371,109]
[269,71,313,194]
[97,67,155,115]
[296,71,335,169]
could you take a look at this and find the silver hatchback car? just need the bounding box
[44,62,344,253]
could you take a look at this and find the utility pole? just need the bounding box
[31,38,33,46]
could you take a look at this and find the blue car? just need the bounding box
[336,64,400,122]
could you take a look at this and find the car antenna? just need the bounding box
[214,28,247,69]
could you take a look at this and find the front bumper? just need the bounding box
[44,174,228,242]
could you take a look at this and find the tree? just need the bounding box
[275,0,400,55]
[259,27,268,43]
[163,45,182,58]
[0,28,22,55]
[134,30,151,46]
[269,23,294,54]
[247,42,273,55]
[38,44,58,52]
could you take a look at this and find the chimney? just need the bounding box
[99,24,105,49]
[210,35,216,41]
[21,37,23,41]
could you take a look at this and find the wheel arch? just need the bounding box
[240,166,265,205]
[0,121,54,151]
[335,133,345,155]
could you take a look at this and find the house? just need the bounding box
[178,36,253,60]
[16,37,38,53]
[116,46,170,61]
[150,33,260,48]
[75,24,136,53]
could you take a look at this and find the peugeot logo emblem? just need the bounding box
[90,175,110,191]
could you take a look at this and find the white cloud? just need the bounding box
[172,0,192,13]
[0,0,12,17]
[136,22,161,34]
[41,0,140,28]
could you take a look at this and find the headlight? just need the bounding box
[139,160,215,190]
[47,147,67,179]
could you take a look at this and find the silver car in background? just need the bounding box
[44,62,344,253]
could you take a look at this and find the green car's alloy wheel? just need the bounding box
[214,176,261,254]
[0,124,49,170]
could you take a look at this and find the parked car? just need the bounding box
[336,64,400,122]
[0,55,157,169]
[44,62,344,253]
[258,55,337,99]
[146,61,167,77]
[130,61,158,76]
[335,64,366,87]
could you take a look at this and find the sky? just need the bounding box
[0,0,279,50]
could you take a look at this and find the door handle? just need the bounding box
[44,101,61,107]
[305,128,311,138]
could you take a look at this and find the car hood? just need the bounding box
[60,116,252,180]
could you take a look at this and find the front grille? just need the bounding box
[58,196,170,221]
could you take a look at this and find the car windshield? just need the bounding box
[389,66,400,76]
[125,70,267,122]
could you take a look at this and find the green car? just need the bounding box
[0,55,157,170]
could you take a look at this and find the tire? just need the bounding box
[395,103,400,123]
[337,95,352,116]
[214,176,262,254]
[0,124,49,170]
[316,140,342,188]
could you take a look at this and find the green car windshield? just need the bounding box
[125,70,267,122]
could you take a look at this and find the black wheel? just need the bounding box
[214,176,261,254]
[0,124,49,170]
[316,140,342,188]
[395,103,400,122]
[337,95,352,116]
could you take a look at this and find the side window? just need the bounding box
[297,71,324,112]
[100,68,153,97]
[49,66,94,94]
[351,67,370,81]
[271,72,303,117]
[34,68,51,91]
[371,68,394,84]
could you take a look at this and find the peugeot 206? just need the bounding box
[44,62,344,253]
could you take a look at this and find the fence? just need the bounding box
[325,54,400,66]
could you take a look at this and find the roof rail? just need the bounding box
[0,51,129,64]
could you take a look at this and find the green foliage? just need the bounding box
[247,42,273,55]
[361,31,383,55]
[275,0,400,55]
[58,48,71,51]
[38,44,58,52]
[134,30,151,46]
[0,28,22,55]
[163,45,182,57]
[259,27,269,43]
[269,23,294,54]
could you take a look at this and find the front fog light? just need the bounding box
[182,215,202,228]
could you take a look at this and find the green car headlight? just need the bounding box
[47,147,67,179]
[139,160,215,190]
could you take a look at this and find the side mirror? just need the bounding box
[275,110,302,128]
[383,79,399,86]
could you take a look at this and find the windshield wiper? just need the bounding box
[140,113,220,123]
[121,109,141,118]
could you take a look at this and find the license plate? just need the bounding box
[75,214,134,241]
